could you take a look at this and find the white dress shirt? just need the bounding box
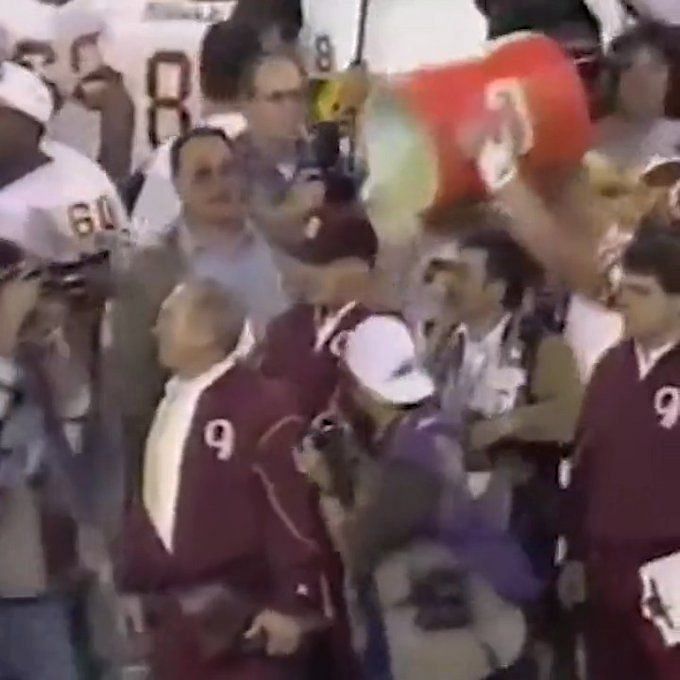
[635,340,678,380]
[143,353,237,553]
[442,315,521,423]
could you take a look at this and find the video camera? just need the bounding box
[303,411,363,510]
[297,121,359,204]
[40,250,111,300]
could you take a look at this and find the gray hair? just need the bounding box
[182,278,247,351]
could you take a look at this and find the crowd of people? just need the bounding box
[1,1,680,680]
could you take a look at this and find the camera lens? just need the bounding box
[309,415,342,451]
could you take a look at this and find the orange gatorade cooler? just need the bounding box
[363,32,593,221]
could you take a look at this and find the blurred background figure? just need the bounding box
[597,20,680,169]
[627,0,680,24]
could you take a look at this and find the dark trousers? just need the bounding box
[0,595,79,680]
[586,542,680,680]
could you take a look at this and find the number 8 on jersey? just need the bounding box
[146,50,192,149]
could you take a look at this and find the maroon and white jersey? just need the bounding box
[118,359,327,676]
[573,341,680,549]
[260,301,373,418]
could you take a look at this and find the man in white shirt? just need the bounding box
[433,224,581,449]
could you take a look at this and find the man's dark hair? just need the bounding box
[459,227,542,311]
[199,20,261,102]
[170,127,231,178]
[623,219,680,295]
[230,0,303,45]
[476,0,598,41]
[238,51,305,99]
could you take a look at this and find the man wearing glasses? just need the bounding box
[238,51,331,253]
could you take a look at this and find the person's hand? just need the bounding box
[77,66,131,113]
[558,560,587,609]
[117,595,146,637]
[469,414,516,451]
[74,65,135,180]
[456,117,518,192]
[77,525,111,580]
[245,610,304,656]
[297,436,334,493]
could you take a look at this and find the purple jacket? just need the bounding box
[367,408,542,603]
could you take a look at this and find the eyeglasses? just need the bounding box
[259,88,306,105]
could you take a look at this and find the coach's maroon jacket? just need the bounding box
[117,362,330,680]
[570,340,680,555]
[259,303,372,679]
[259,301,372,417]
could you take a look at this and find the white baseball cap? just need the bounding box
[344,315,435,405]
[0,61,54,125]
